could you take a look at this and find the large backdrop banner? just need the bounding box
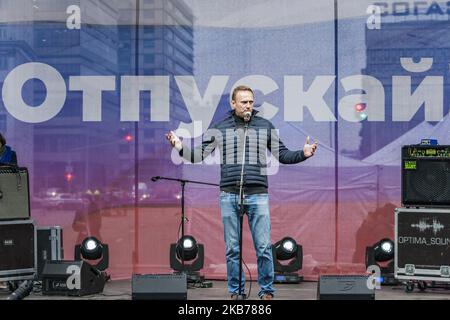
[0,0,448,280]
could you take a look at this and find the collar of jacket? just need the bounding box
[227,109,260,117]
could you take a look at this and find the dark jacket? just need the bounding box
[180,110,307,193]
[0,145,18,166]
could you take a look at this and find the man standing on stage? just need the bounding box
[166,85,317,300]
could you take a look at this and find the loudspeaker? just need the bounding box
[0,219,36,281]
[0,166,30,220]
[317,275,375,300]
[42,260,106,296]
[402,145,450,207]
[36,227,64,279]
[132,273,187,300]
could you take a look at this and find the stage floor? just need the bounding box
[1,279,450,300]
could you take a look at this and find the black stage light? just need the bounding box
[276,237,298,260]
[365,238,398,285]
[81,237,102,260]
[170,235,205,283]
[272,237,303,283]
[373,238,394,262]
[75,236,109,271]
[176,235,198,261]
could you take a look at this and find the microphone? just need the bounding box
[243,111,251,122]
[151,176,160,182]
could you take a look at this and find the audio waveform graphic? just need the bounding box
[411,219,444,235]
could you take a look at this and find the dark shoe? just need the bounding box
[260,293,273,300]
[231,293,248,300]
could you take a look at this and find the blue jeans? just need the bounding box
[220,191,274,298]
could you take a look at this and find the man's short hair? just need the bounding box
[0,133,5,147]
[231,85,254,101]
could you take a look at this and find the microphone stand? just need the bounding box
[237,121,249,300]
[151,176,219,269]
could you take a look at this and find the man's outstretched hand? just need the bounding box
[165,131,183,151]
[303,136,318,158]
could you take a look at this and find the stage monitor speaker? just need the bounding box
[132,273,187,300]
[402,145,450,207]
[42,260,106,296]
[317,275,375,300]
[0,219,36,281]
[0,166,30,220]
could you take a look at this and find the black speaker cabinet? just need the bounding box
[42,260,106,296]
[0,219,36,281]
[402,145,450,207]
[132,273,187,300]
[0,166,30,220]
[317,275,375,300]
[37,227,64,280]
